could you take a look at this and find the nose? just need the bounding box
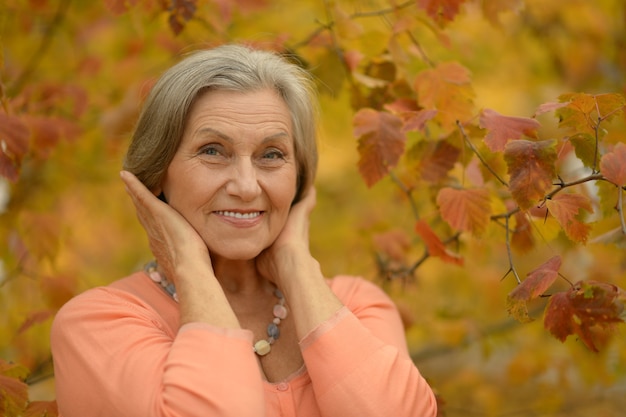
[225,156,262,201]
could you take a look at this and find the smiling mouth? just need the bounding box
[214,211,262,219]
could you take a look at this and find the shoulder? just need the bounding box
[52,271,174,332]
[327,275,395,312]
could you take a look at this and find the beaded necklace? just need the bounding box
[144,261,288,356]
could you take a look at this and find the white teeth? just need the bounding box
[216,211,261,219]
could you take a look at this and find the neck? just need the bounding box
[211,255,269,296]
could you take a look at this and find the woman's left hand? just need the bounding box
[256,187,317,287]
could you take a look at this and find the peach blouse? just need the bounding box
[51,272,437,416]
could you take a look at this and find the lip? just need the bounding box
[213,210,265,227]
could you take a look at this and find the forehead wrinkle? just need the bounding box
[194,126,292,144]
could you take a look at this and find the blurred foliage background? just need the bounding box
[1,0,625,415]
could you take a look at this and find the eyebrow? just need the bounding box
[195,127,291,143]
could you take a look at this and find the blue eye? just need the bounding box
[264,149,284,159]
[202,145,221,156]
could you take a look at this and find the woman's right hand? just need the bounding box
[120,170,214,283]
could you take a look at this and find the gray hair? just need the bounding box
[123,44,318,203]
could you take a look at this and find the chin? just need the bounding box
[208,244,266,262]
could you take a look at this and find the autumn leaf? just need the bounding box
[384,98,420,114]
[544,281,624,352]
[415,220,463,265]
[0,360,30,417]
[354,108,405,187]
[401,109,438,133]
[168,0,197,35]
[600,142,626,186]
[0,112,30,182]
[556,93,626,136]
[23,401,58,417]
[507,256,561,323]
[479,108,541,152]
[504,139,557,210]
[481,0,524,27]
[103,0,138,15]
[373,229,411,261]
[23,115,81,159]
[511,211,534,253]
[414,62,475,131]
[407,139,461,183]
[17,309,55,334]
[416,0,469,27]
[533,100,569,117]
[436,187,491,236]
[545,193,593,243]
[569,133,597,169]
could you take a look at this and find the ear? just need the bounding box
[152,187,168,203]
[155,191,167,204]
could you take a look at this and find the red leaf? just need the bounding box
[17,309,55,334]
[545,193,593,243]
[600,142,626,186]
[410,139,461,183]
[354,109,405,187]
[103,0,137,15]
[401,109,438,133]
[0,375,28,416]
[507,256,561,322]
[533,101,568,117]
[511,211,534,253]
[479,108,541,152]
[23,116,80,159]
[0,112,30,182]
[544,281,624,352]
[504,139,557,210]
[556,93,625,136]
[415,220,463,265]
[384,98,420,114]
[24,401,58,417]
[414,62,474,131]
[416,0,469,26]
[436,187,491,235]
[168,0,197,35]
[373,229,411,261]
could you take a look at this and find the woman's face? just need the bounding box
[159,88,298,261]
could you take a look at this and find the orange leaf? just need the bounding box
[372,229,411,261]
[0,112,30,182]
[504,139,557,210]
[409,139,460,183]
[507,256,561,322]
[17,309,55,334]
[103,0,138,14]
[556,93,625,136]
[354,109,405,187]
[511,211,534,253]
[416,0,468,26]
[0,375,28,416]
[546,193,593,243]
[401,109,438,133]
[436,187,491,236]
[415,220,463,265]
[23,116,81,159]
[24,400,58,417]
[544,281,624,352]
[479,108,541,152]
[414,62,474,131]
[600,142,626,186]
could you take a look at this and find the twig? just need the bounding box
[8,0,72,96]
[456,120,508,186]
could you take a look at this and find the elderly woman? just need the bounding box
[51,44,437,417]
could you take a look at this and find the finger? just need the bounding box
[121,170,156,204]
[294,186,317,215]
